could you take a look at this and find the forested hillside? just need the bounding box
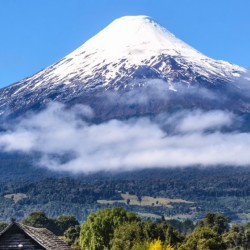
[0,155,249,223]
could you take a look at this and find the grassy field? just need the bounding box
[97,193,193,207]
[4,193,28,203]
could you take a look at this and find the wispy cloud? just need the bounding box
[0,102,249,173]
[168,110,234,133]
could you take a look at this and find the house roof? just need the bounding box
[0,222,72,250]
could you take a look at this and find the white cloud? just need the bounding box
[175,110,233,133]
[0,103,249,173]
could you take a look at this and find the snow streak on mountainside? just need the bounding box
[0,16,247,118]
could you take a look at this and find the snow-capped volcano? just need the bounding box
[63,15,243,86]
[0,15,248,119]
[13,15,244,90]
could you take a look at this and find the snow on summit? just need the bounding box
[80,15,203,61]
[0,15,247,119]
[10,15,244,92]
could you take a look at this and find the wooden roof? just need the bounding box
[0,222,72,250]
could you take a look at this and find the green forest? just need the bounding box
[3,207,249,250]
[0,155,249,224]
[0,153,250,249]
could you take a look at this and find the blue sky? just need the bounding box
[0,0,249,88]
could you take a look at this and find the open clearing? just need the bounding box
[97,193,193,207]
[4,193,28,203]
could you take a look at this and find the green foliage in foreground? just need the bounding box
[78,207,182,250]
[79,207,140,250]
[179,227,227,250]
[22,211,79,236]
[0,222,8,231]
[2,207,250,249]
[223,224,250,250]
[76,208,250,250]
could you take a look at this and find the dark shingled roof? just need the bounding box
[0,222,72,250]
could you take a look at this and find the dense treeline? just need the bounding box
[22,211,79,236]
[76,208,250,250]
[0,167,249,222]
[11,207,250,250]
